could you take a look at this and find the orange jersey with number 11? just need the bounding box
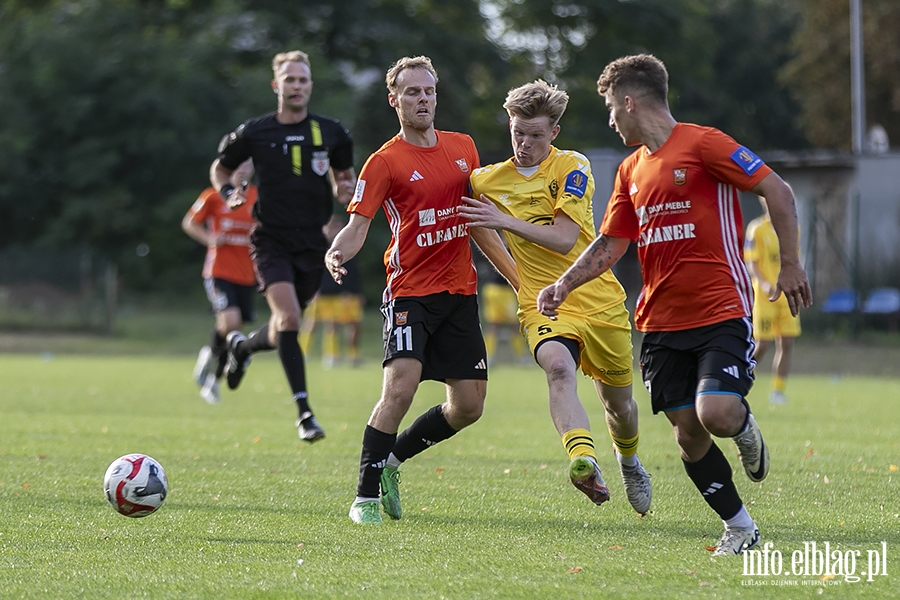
[348,131,480,302]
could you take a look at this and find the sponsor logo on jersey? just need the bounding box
[673,168,687,186]
[409,170,424,182]
[416,224,468,248]
[637,223,696,247]
[630,182,639,196]
[455,158,469,173]
[418,208,436,226]
[285,135,305,142]
[563,170,588,197]
[436,206,459,221]
[636,206,649,226]
[352,180,366,204]
[395,312,408,326]
[730,145,764,176]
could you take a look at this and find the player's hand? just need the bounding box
[335,179,356,206]
[537,281,570,320]
[459,194,508,230]
[772,261,812,316]
[325,249,347,284]
[226,184,248,210]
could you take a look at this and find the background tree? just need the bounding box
[781,0,900,149]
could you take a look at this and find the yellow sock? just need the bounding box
[611,432,639,457]
[562,428,595,461]
[772,376,786,392]
[298,330,312,354]
[484,332,497,358]
[510,334,525,358]
[323,330,337,360]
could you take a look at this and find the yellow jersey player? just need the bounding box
[744,196,801,404]
[461,79,650,514]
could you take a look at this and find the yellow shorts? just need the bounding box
[521,303,634,387]
[752,295,801,340]
[313,294,363,324]
[481,283,518,325]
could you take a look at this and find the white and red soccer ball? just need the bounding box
[103,453,168,517]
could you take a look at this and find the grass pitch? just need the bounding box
[1,350,898,599]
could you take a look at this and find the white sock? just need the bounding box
[386,453,401,468]
[724,505,755,530]
[354,496,379,504]
[617,452,638,467]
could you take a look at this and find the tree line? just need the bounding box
[0,0,896,303]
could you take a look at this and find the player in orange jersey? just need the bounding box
[182,158,258,404]
[326,56,516,524]
[538,54,811,556]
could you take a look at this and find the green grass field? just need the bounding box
[1,334,899,598]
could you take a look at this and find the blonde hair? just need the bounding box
[385,56,439,93]
[597,54,668,105]
[272,50,311,75]
[503,79,569,126]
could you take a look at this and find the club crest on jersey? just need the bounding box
[455,158,469,173]
[673,168,687,186]
[311,151,330,176]
[395,312,408,326]
[548,179,559,198]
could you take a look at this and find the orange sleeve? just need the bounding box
[599,160,640,242]
[188,188,217,224]
[348,154,392,219]
[700,129,772,191]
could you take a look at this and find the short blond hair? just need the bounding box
[385,56,439,94]
[503,79,569,126]
[272,50,311,75]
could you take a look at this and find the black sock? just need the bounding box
[276,330,310,415]
[357,425,397,498]
[392,405,457,463]
[211,330,227,378]
[683,442,743,520]
[240,323,274,358]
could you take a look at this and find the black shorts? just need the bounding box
[381,292,487,382]
[639,317,755,414]
[204,278,256,323]
[250,226,326,309]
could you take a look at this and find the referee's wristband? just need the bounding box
[219,183,236,198]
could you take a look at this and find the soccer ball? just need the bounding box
[103,453,169,517]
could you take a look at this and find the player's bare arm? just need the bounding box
[210,158,246,210]
[460,194,581,255]
[537,234,630,317]
[325,212,372,284]
[469,226,520,291]
[331,167,357,206]
[753,172,813,315]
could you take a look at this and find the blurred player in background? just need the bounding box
[182,158,257,404]
[463,79,651,514]
[211,50,355,443]
[477,251,527,365]
[745,196,801,405]
[538,54,811,556]
[305,215,365,368]
[326,55,517,524]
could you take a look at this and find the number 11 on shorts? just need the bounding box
[393,326,413,351]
